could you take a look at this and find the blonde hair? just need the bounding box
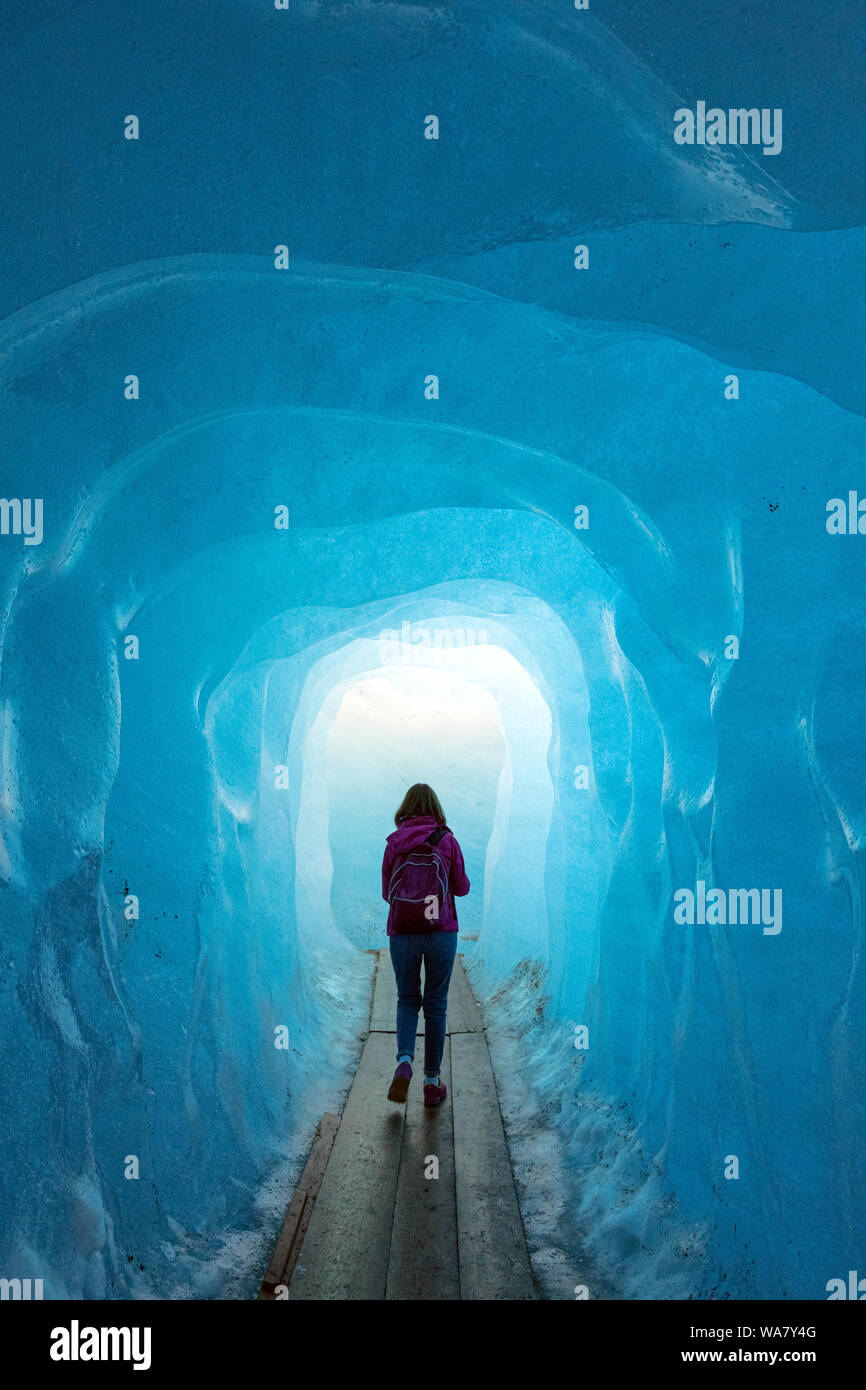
[394,783,446,826]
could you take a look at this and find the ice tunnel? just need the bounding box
[1,0,865,1307]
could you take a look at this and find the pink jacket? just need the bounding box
[381,815,470,934]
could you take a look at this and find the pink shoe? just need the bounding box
[388,1061,412,1103]
[424,1080,447,1108]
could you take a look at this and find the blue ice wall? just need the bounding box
[1,1,864,1299]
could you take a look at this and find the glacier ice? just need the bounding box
[1,0,864,1302]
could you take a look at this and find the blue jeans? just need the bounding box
[388,930,458,1077]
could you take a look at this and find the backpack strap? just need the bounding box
[426,825,448,847]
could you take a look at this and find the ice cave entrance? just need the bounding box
[292,628,555,962]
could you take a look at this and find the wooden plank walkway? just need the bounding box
[258,1112,340,1298]
[285,951,536,1301]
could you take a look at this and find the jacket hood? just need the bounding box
[386,815,446,851]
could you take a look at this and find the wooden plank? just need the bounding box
[297,1112,341,1195]
[444,957,470,1034]
[385,1038,459,1300]
[451,1032,537,1300]
[289,1188,316,1284]
[370,948,398,1031]
[258,1111,341,1297]
[447,957,484,1033]
[289,1033,406,1300]
[260,1189,307,1296]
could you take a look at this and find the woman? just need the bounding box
[381,783,470,1107]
